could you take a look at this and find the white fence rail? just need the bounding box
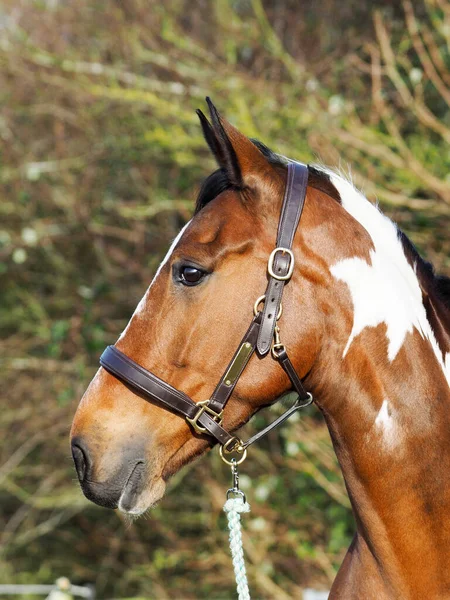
[0,579,327,599]
[0,578,94,599]
[303,590,329,600]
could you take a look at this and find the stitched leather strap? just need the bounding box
[100,345,236,446]
[243,391,313,449]
[207,313,262,414]
[256,162,309,355]
[100,343,313,449]
[276,348,310,402]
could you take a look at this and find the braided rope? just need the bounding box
[223,497,251,600]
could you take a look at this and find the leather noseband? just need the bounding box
[100,162,313,455]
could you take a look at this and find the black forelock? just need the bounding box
[195,168,230,215]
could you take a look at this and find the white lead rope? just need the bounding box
[223,496,251,600]
[223,456,251,600]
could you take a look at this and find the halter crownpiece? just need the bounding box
[99,161,313,455]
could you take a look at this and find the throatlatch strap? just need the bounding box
[242,390,313,449]
[276,348,310,402]
[257,162,309,356]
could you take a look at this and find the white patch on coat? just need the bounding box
[117,221,191,341]
[374,399,398,447]
[319,168,450,385]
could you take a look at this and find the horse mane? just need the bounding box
[195,139,341,214]
[399,231,450,316]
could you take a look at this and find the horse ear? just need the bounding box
[197,98,278,189]
[196,108,228,171]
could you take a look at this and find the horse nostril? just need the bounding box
[71,440,90,482]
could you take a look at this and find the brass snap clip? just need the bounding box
[271,324,286,359]
[226,458,247,503]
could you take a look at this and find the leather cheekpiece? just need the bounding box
[257,162,309,355]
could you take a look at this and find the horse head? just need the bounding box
[70,100,351,512]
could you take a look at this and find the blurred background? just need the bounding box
[1,0,449,598]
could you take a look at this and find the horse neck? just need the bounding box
[292,178,450,591]
[312,285,450,591]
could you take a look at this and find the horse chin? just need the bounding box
[162,436,212,481]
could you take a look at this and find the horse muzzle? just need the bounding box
[71,437,157,513]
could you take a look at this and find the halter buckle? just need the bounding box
[186,400,224,435]
[268,247,294,281]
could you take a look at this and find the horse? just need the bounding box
[71,99,450,599]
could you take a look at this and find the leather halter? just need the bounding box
[100,162,313,455]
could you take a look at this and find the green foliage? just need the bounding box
[0,0,449,598]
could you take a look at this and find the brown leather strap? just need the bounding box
[100,345,236,446]
[276,347,310,402]
[100,343,312,450]
[257,162,309,355]
[207,313,262,414]
[243,391,313,449]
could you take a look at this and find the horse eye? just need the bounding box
[180,266,205,286]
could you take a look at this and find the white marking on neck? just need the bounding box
[117,220,191,341]
[374,399,398,448]
[319,168,450,386]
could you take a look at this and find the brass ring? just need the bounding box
[253,295,283,320]
[219,445,248,466]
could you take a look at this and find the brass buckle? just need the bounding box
[268,247,294,281]
[186,400,224,435]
